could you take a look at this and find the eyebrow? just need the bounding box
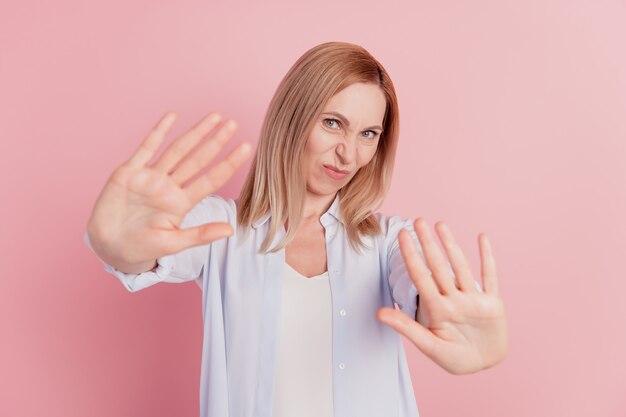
[322,111,383,132]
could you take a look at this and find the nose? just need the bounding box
[335,133,358,165]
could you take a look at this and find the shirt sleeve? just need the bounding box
[83,195,234,293]
[386,217,422,318]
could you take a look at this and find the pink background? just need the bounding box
[1,0,625,416]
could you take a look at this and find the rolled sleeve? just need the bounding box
[386,217,422,318]
[82,195,234,292]
[83,230,183,292]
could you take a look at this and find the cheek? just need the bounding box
[306,131,335,164]
[303,137,324,174]
[307,128,335,153]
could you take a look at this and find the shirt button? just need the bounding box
[338,362,346,370]
[339,309,347,317]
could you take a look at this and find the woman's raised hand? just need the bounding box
[85,111,251,272]
[377,219,508,375]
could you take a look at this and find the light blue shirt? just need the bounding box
[83,193,424,417]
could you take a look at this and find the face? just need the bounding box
[303,82,387,198]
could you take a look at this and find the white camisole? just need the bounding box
[271,263,334,417]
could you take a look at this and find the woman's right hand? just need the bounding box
[85,111,251,273]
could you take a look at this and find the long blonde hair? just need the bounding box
[237,41,400,253]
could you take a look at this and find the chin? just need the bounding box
[306,180,342,197]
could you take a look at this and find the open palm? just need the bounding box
[86,112,251,269]
[377,218,508,374]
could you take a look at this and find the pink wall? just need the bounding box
[2,0,625,416]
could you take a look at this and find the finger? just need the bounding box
[434,222,478,293]
[479,233,499,295]
[398,229,441,303]
[152,112,222,174]
[414,218,457,295]
[376,307,439,359]
[163,222,235,255]
[126,112,177,168]
[185,141,252,205]
[170,119,238,186]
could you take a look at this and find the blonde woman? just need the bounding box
[84,42,508,417]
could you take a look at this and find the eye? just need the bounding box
[361,130,380,139]
[323,118,341,129]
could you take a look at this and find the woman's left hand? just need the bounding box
[377,218,508,374]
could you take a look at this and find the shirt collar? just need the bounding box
[251,193,344,229]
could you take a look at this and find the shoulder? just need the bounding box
[372,212,422,267]
[373,211,415,244]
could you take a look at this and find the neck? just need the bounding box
[301,191,337,222]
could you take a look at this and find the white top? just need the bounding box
[272,263,334,417]
[84,194,474,417]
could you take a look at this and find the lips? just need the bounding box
[323,164,350,174]
[323,164,351,180]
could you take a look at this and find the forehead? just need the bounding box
[322,82,387,124]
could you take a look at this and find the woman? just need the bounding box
[84,41,508,417]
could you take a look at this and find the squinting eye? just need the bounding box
[323,118,340,129]
[362,130,379,139]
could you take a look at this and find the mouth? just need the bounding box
[323,164,351,180]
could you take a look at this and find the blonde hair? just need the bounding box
[237,41,400,253]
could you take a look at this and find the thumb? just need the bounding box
[376,307,438,358]
[168,222,234,253]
